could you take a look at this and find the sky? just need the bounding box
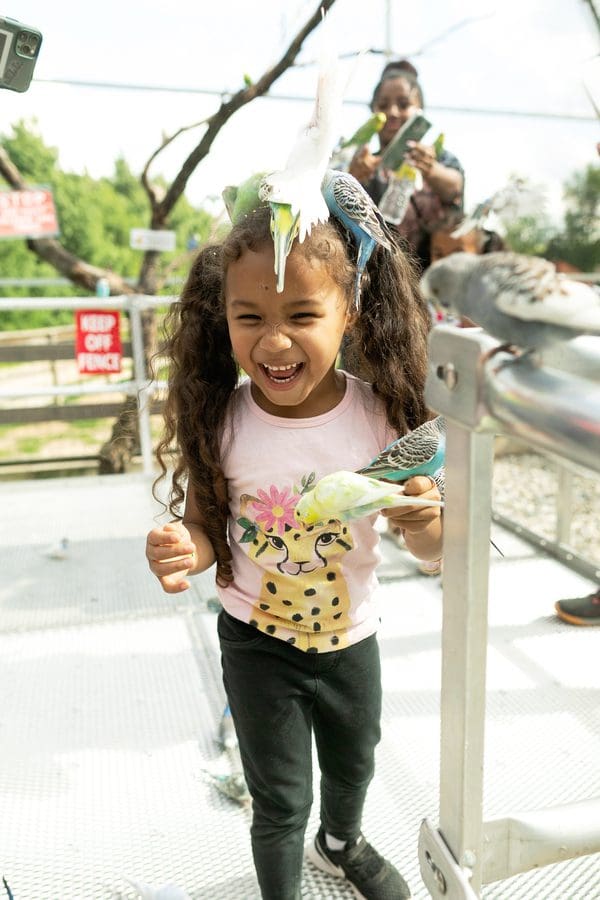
[2,0,599,232]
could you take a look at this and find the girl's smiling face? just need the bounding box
[225,242,353,418]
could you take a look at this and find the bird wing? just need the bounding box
[358,417,445,479]
[487,254,600,330]
[330,172,392,249]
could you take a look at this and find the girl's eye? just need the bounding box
[237,314,261,323]
[291,312,316,321]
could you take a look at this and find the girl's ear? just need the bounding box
[345,307,358,332]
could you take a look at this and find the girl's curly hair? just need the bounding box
[153,205,431,587]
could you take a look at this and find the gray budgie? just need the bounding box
[357,416,445,487]
[420,252,600,349]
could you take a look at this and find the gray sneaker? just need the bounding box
[306,827,411,899]
[555,589,600,626]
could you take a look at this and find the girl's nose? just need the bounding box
[258,322,293,351]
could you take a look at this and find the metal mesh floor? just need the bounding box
[1,474,598,899]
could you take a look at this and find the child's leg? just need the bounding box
[312,633,382,841]
[218,611,314,900]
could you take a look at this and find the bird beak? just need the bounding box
[269,202,300,292]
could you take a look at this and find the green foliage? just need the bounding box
[504,215,556,257]
[546,164,600,272]
[0,119,217,329]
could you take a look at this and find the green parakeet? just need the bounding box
[432,132,445,160]
[294,470,443,527]
[340,112,387,148]
[222,171,267,224]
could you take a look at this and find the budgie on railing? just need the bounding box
[420,252,600,351]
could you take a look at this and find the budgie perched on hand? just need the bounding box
[258,14,345,291]
[321,168,392,308]
[357,416,446,491]
[420,252,600,350]
[294,470,443,527]
[340,112,387,148]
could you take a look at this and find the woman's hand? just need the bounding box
[405,140,437,178]
[146,521,196,593]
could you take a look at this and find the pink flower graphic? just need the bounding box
[252,485,299,535]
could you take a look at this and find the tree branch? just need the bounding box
[155,0,338,224]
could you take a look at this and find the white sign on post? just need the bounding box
[130,228,176,251]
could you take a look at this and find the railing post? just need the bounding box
[128,296,154,476]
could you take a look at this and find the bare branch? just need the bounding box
[156,0,338,224]
[141,115,214,207]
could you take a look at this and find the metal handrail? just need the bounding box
[421,324,600,898]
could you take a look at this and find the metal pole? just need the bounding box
[438,423,494,893]
[128,297,154,476]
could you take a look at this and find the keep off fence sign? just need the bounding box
[75,310,122,374]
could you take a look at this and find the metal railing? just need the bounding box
[0,295,169,475]
[420,324,600,898]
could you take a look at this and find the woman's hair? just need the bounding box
[370,58,424,110]
[154,205,431,586]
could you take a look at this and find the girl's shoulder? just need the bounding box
[341,371,394,438]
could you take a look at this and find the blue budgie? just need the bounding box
[357,416,446,490]
[294,470,443,527]
[321,168,392,308]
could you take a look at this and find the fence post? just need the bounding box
[128,296,154,476]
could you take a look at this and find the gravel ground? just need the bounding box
[492,448,600,566]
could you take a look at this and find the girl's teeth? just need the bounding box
[264,363,300,383]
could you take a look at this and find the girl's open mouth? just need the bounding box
[261,363,304,385]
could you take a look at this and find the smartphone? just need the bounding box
[0,17,42,92]
[379,112,432,172]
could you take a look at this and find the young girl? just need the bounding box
[145,204,443,900]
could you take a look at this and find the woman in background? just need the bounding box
[349,59,464,271]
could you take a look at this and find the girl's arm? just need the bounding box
[381,475,443,561]
[146,488,216,594]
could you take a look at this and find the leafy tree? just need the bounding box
[0,1,338,470]
[503,214,556,257]
[546,163,600,272]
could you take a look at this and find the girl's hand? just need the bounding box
[381,475,442,535]
[348,145,381,184]
[146,521,196,593]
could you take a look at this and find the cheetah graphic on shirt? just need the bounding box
[237,478,353,653]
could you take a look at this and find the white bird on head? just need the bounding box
[258,11,345,292]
